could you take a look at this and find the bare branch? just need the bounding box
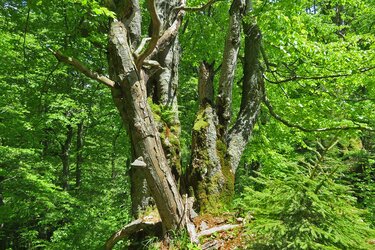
[263,66,375,85]
[263,95,374,132]
[175,0,221,12]
[135,0,161,69]
[50,50,116,88]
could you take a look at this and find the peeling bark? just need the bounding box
[149,0,184,187]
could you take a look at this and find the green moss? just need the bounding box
[194,145,235,213]
[193,111,209,131]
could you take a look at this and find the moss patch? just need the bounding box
[193,110,209,131]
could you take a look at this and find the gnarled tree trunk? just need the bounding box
[53,0,265,246]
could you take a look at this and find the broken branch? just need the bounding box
[197,224,240,238]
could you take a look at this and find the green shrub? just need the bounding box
[235,165,375,249]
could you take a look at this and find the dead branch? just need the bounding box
[197,224,240,238]
[50,50,116,88]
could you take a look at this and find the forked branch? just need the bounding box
[50,50,116,88]
[148,8,186,59]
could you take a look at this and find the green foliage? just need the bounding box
[235,163,374,249]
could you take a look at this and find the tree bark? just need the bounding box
[227,22,263,172]
[190,1,263,210]
[216,0,246,138]
[130,0,184,214]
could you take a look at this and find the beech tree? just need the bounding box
[50,0,264,242]
[1,0,374,248]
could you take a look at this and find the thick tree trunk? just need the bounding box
[108,20,193,232]
[122,0,184,215]
[53,0,263,244]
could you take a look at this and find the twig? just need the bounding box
[175,0,221,12]
[263,66,375,84]
[263,95,374,132]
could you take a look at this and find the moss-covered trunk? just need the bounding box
[188,62,235,212]
[187,1,264,212]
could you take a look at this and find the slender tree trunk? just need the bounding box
[0,176,6,250]
[61,124,73,190]
[76,121,83,188]
[216,0,246,138]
